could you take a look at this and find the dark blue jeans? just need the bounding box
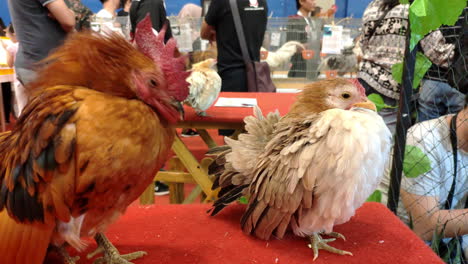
[417,79,465,122]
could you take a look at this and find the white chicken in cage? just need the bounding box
[261,41,305,70]
[185,58,222,116]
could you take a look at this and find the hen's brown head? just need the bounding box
[288,78,371,118]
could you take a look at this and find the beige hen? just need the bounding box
[208,78,392,260]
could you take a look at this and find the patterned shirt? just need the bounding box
[358,0,409,100]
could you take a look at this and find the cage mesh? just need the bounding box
[384,7,467,263]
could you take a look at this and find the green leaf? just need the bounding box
[412,52,432,89]
[400,0,409,4]
[403,145,432,178]
[390,52,432,89]
[366,190,382,203]
[392,62,403,84]
[409,0,465,50]
[367,93,385,112]
[238,196,249,204]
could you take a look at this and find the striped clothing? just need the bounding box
[358,0,409,100]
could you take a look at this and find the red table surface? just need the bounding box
[49,202,443,264]
[183,92,298,124]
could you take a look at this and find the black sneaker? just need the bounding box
[181,128,199,137]
[155,181,169,196]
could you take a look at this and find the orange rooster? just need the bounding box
[208,78,392,260]
[0,16,189,264]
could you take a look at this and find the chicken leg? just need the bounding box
[308,232,352,261]
[49,245,80,264]
[88,233,147,264]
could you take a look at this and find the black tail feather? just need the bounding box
[209,184,249,216]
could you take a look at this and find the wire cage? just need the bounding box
[263,17,361,82]
[167,16,363,89]
[89,14,132,40]
[381,7,467,263]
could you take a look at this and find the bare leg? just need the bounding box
[308,232,352,261]
[88,233,147,264]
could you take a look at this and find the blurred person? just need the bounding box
[0,24,27,117]
[118,0,132,16]
[96,0,124,35]
[200,0,268,93]
[400,98,467,262]
[358,0,408,135]
[286,0,327,79]
[417,7,467,123]
[178,2,203,50]
[7,0,75,86]
[201,0,268,136]
[0,18,6,36]
[130,0,173,43]
[65,0,94,30]
[116,0,132,38]
[178,3,202,18]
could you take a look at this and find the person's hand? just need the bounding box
[209,30,216,43]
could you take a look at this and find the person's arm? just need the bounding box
[420,30,455,68]
[401,190,468,240]
[200,20,216,42]
[201,0,219,42]
[44,0,76,32]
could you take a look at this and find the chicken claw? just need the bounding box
[196,111,209,117]
[49,245,80,264]
[308,232,352,261]
[88,233,147,264]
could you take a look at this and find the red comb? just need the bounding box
[349,78,366,98]
[134,15,190,102]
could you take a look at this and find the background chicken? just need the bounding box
[318,45,358,76]
[0,16,189,264]
[208,78,392,260]
[261,41,305,70]
[185,58,221,116]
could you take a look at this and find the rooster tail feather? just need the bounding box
[0,210,54,264]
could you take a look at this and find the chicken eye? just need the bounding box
[149,79,157,87]
[341,93,351,99]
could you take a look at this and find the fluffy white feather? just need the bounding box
[185,58,221,115]
[261,41,305,69]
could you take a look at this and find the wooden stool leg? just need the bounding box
[166,157,186,204]
[183,157,215,204]
[168,183,184,204]
[139,184,155,205]
[199,157,214,202]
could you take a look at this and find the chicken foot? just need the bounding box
[87,233,147,264]
[308,232,352,261]
[49,245,80,264]
[196,111,209,117]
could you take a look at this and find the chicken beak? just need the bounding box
[352,100,377,112]
[172,100,185,121]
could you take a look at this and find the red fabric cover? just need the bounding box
[183,92,298,124]
[47,202,443,264]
